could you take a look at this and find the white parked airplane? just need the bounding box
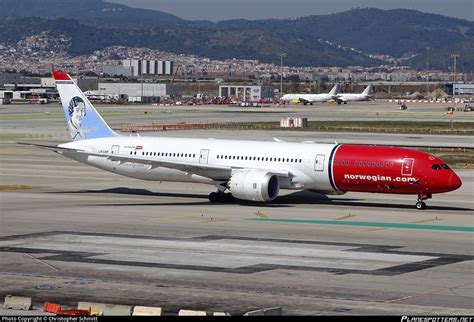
[18,71,462,209]
[281,84,339,105]
[335,84,373,104]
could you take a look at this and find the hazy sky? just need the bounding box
[108,0,473,21]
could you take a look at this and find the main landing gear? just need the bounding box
[415,193,432,210]
[208,192,235,203]
[209,183,235,203]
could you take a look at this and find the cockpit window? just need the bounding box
[431,164,441,170]
[441,164,451,170]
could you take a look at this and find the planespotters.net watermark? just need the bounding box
[402,317,474,322]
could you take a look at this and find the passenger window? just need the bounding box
[432,164,441,170]
[441,164,450,170]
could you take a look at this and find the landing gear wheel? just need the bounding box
[209,192,218,202]
[415,201,426,210]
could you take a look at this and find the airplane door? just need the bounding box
[111,145,120,155]
[401,158,414,176]
[199,149,209,164]
[314,154,325,171]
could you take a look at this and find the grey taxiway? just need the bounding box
[0,102,472,315]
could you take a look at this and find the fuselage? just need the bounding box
[337,93,371,102]
[60,136,462,197]
[281,93,333,103]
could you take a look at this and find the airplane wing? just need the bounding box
[16,142,291,181]
[98,152,291,180]
[335,95,347,104]
[296,97,317,104]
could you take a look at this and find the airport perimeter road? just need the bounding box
[0,141,473,315]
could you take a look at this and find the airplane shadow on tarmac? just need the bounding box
[49,187,472,211]
[279,190,472,212]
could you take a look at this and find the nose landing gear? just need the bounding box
[415,200,426,210]
[415,193,432,210]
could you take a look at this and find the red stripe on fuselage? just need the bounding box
[332,145,461,195]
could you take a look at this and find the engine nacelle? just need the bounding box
[228,170,280,202]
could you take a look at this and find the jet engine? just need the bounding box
[228,170,280,202]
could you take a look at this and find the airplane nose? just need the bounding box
[448,172,462,191]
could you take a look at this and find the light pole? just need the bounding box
[452,54,459,110]
[426,47,430,98]
[280,53,286,98]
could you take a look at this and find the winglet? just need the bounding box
[52,70,71,81]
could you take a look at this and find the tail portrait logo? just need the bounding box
[68,96,86,139]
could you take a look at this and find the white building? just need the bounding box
[121,59,174,77]
[219,85,275,102]
[97,82,180,102]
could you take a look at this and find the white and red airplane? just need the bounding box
[21,71,462,209]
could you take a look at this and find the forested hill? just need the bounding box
[1,0,472,71]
